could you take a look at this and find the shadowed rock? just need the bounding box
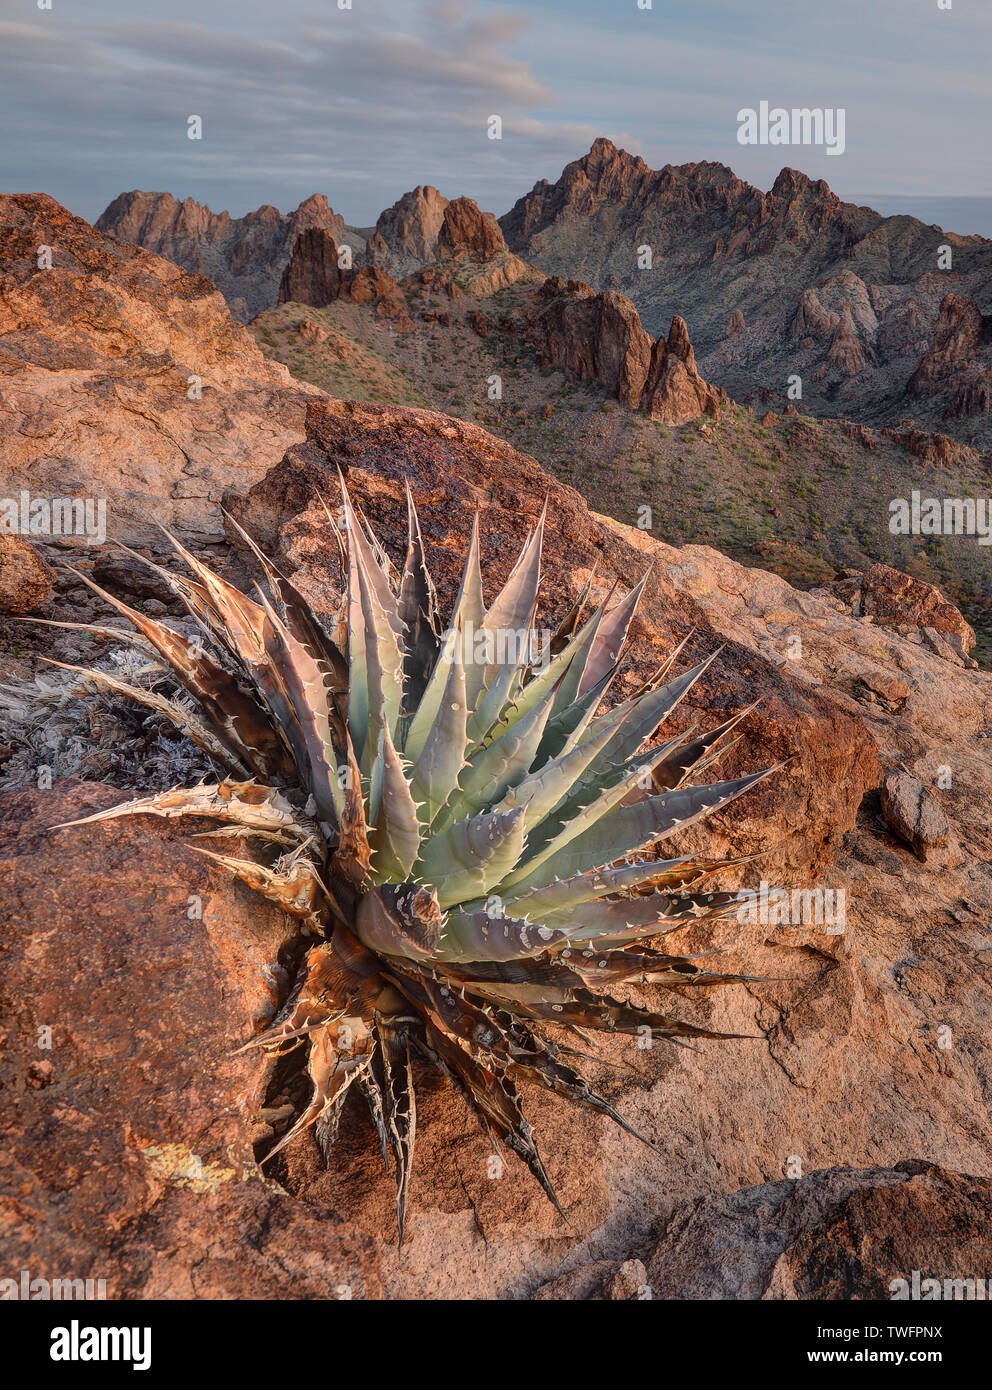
[534,1162,992,1300]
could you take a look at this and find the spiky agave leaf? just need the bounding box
[189,843,333,931]
[60,479,780,1242]
[54,778,315,839]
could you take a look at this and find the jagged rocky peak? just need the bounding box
[291,193,339,224]
[96,189,224,244]
[907,292,991,417]
[909,293,984,386]
[98,189,345,248]
[643,315,729,424]
[665,314,697,368]
[278,227,346,306]
[366,189,509,277]
[501,139,756,250]
[792,287,838,341]
[364,184,450,276]
[824,303,869,375]
[575,135,653,189]
[529,276,725,423]
[437,196,507,260]
[771,165,835,204]
[531,279,653,407]
[726,309,746,337]
[501,142,874,259]
[278,226,405,318]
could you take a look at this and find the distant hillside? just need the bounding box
[90,158,992,655]
[97,145,992,450]
[500,140,992,450]
[252,265,992,661]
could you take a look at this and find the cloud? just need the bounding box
[0,0,987,227]
[0,1,578,222]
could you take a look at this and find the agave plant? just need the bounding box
[49,479,775,1240]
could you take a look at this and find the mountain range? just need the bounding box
[86,152,992,656]
[97,139,992,451]
[10,183,989,656]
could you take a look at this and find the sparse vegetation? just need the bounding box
[252,288,992,657]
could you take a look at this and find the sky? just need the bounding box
[1,0,990,229]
